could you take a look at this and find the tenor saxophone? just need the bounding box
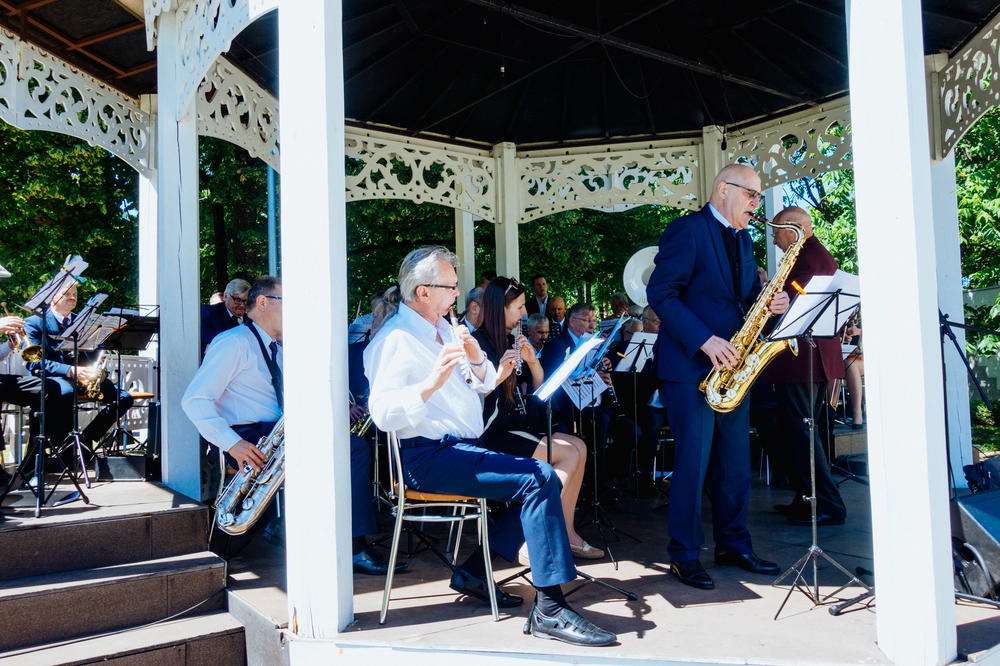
[215,417,285,535]
[699,214,806,412]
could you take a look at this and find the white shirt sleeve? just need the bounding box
[367,331,430,433]
[182,339,250,451]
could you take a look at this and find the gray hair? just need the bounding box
[224,278,251,297]
[525,313,548,331]
[399,246,458,302]
[466,286,483,305]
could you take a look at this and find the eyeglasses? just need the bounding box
[227,295,248,304]
[570,315,596,324]
[265,295,283,301]
[725,181,763,202]
[421,284,459,292]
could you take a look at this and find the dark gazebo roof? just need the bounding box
[1,0,997,148]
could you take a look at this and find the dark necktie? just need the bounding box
[232,315,240,326]
[269,340,279,368]
[62,315,70,328]
[719,223,741,294]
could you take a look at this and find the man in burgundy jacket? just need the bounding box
[761,207,847,526]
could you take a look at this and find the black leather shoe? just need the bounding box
[669,560,714,589]
[449,567,522,608]
[788,513,846,527]
[523,602,616,646]
[714,549,780,575]
[352,549,408,575]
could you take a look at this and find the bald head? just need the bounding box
[709,164,763,230]
[772,206,813,251]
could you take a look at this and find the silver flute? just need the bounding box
[448,311,474,384]
[512,322,524,376]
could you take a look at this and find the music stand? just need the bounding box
[1,255,89,517]
[497,337,636,601]
[95,308,159,455]
[52,294,109,489]
[615,332,656,497]
[767,271,870,618]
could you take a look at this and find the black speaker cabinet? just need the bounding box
[952,490,1000,596]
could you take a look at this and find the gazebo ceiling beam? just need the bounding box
[345,6,463,83]
[2,0,58,14]
[459,0,807,102]
[392,0,419,34]
[761,15,846,69]
[731,26,824,97]
[5,12,127,76]
[68,20,144,51]
[638,57,657,135]
[116,59,155,79]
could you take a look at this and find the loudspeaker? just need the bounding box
[951,490,1000,597]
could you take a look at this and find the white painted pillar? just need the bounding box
[700,125,725,203]
[455,209,476,310]
[762,186,783,277]
[493,142,520,279]
[280,0,352,637]
[848,1,956,663]
[155,11,201,501]
[137,94,158,316]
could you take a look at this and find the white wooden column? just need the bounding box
[280,0,352,637]
[455,209,476,310]
[848,1,956,663]
[493,142,520,279]
[155,12,201,501]
[762,186,782,277]
[700,125,725,203]
[137,94,158,317]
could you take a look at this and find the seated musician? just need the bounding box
[364,247,615,647]
[472,276,603,560]
[183,276,397,574]
[23,281,133,450]
[524,313,549,358]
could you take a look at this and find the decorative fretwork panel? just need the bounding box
[937,16,1000,157]
[725,98,853,190]
[198,57,278,169]
[0,29,151,175]
[146,0,278,108]
[518,145,702,222]
[345,130,496,220]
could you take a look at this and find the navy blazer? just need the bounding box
[539,330,589,412]
[200,302,240,352]
[646,206,761,383]
[24,310,99,378]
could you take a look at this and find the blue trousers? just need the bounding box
[400,436,576,588]
[661,382,753,561]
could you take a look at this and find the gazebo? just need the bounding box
[1,0,998,663]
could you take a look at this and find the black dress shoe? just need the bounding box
[788,513,846,527]
[669,560,714,589]
[714,549,780,575]
[352,548,408,575]
[449,567,522,608]
[523,602,616,647]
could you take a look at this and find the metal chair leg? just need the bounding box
[478,498,499,621]
[379,502,406,625]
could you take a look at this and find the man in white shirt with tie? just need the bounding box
[183,276,395,574]
[365,246,615,647]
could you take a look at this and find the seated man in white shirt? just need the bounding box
[183,277,397,575]
[365,246,615,647]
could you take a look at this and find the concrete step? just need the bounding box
[0,611,246,665]
[0,504,208,582]
[0,551,227,652]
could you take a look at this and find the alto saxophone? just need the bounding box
[215,417,285,535]
[700,214,806,412]
[76,350,109,400]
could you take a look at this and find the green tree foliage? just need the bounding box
[0,122,137,309]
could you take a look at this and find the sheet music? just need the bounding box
[770,270,860,340]
[0,263,10,279]
[535,336,602,401]
[615,332,657,372]
[23,255,88,312]
[841,344,858,359]
[562,371,608,410]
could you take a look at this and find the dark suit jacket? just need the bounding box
[761,236,846,384]
[24,310,99,378]
[540,330,583,412]
[201,302,240,352]
[525,296,547,316]
[646,205,762,383]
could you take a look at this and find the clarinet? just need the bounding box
[448,311,474,384]
[590,318,626,418]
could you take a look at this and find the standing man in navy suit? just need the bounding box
[200,278,251,355]
[646,164,789,590]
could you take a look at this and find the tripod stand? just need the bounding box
[769,285,870,618]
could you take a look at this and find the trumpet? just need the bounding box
[349,392,373,438]
[0,304,41,362]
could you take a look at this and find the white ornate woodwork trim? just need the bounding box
[936,15,1000,157]
[517,140,703,221]
[0,28,152,175]
[144,0,278,108]
[197,56,278,169]
[724,97,853,190]
[345,128,496,220]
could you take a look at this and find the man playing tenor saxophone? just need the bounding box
[183,276,397,574]
[646,164,789,591]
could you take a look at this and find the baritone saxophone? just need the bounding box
[699,213,805,412]
[215,417,285,535]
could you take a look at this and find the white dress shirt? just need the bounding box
[182,321,283,451]
[364,302,496,440]
[707,202,737,233]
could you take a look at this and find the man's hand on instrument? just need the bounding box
[0,315,24,337]
[77,365,103,381]
[452,323,485,365]
[421,343,465,400]
[597,369,612,386]
[349,404,366,424]
[230,439,266,474]
[701,335,739,371]
[768,291,790,315]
